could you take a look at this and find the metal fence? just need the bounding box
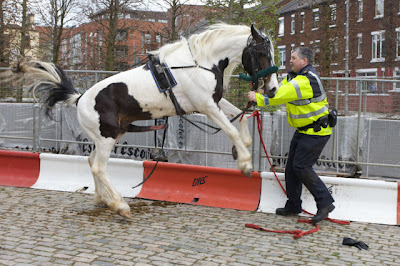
[1,68,400,180]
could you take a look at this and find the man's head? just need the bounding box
[290,47,313,73]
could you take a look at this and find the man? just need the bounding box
[247,47,335,225]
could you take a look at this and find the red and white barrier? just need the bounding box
[259,172,400,225]
[138,160,261,211]
[32,153,143,197]
[0,150,399,225]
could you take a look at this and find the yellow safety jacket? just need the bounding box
[255,65,332,136]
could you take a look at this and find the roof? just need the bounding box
[278,0,326,14]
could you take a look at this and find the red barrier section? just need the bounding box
[0,150,40,187]
[138,161,261,211]
[397,182,400,225]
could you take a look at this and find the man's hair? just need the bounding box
[293,47,314,65]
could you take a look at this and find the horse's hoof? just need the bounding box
[118,209,131,218]
[244,170,252,177]
[232,146,238,160]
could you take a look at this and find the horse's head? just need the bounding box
[241,25,279,98]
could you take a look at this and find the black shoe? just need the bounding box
[276,207,302,216]
[311,204,335,225]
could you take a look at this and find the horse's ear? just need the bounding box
[251,24,263,42]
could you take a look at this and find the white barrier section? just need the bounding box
[33,154,144,198]
[259,172,399,225]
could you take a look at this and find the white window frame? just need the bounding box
[278,45,286,69]
[357,33,363,59]
[312,8,319,30]
[371,30,385,62]
[291,14,295,34]
[278,17,284,36]
[375,0,384,18]
[393,67,400,91]
[330,4,337,27]
[358,0,363,22]
[300,12,305,33]
[356,69,378,94]
[396,28,400,60]
[144,33,152,44]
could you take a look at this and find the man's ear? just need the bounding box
[251,24,263,42]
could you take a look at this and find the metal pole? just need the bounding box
[32,104,38,152]
[356,80,363,168]
[344,0,350,115]
[331,80,339,173]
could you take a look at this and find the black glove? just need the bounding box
[342,237,369,250]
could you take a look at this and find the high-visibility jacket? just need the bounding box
[255,64,332,136]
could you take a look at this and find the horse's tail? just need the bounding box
[12,58,81,119]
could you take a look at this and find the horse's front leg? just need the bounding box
[218,98,252,148]
[205,103,252,176]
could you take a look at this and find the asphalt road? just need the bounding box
[0,186,399,265]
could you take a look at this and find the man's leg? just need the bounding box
[292,133,334,210]
[276,131,303,215]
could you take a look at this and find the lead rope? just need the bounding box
[132,118,168,190]
[244,109,350,239]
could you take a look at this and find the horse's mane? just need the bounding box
[153,24,251,90]
[155,23,250,62]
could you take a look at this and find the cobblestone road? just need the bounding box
[0,186,399,265]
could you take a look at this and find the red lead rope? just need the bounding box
[243,109,350,239]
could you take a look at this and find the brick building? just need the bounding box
[276,0,400,78]
[37,9,168,70]
[276,0,400,113]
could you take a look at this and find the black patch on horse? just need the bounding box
[94,82,152,138]
[212,58,229,104]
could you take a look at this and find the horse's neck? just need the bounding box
[189,34,248,68]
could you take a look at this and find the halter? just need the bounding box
[240,35,279,90]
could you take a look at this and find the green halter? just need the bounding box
[239,65,279,82]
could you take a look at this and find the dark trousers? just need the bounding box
[284,131,334,211]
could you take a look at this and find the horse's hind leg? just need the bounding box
[90,137,131,217]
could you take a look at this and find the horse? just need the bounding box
[9,24,278,217]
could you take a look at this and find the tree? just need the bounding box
[203,0,280,33]
[0,0,7,66]
[33,0,78,64]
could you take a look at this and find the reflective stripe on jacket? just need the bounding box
[255,65,331,136]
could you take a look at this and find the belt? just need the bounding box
[297,115,329,132]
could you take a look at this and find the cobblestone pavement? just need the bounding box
[0,186,399,266]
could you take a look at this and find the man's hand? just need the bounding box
[247,91,257,102]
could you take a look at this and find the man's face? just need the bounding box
[290,51,308,73]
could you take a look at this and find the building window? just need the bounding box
[330,38,338,55]
[115,46,127,58]
[156,35,161,44]
[396,28,400,59]
[371,31,385,62]
[375,0,384,18]
[116,30,127,41]
[278,45,286,69]
[358,0,363,21]
[330,4,337,25]
[278,17,284,36]
[144,33,151,44]
[357,34,362,58]
[393,68,400,91]
[291,14,295,34]
[312,9,319,30]
[300,12,305,32]
[310,41,320,65]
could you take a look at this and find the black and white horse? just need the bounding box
[11,24,278,217]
